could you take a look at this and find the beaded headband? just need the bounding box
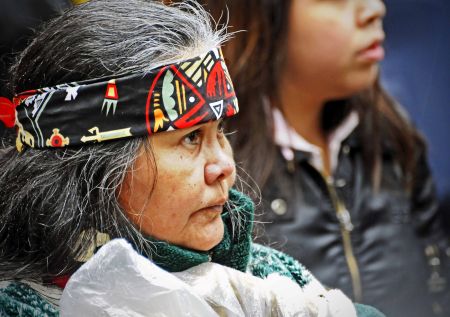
[10,47,238,151]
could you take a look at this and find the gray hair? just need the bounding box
[0,0,226,281]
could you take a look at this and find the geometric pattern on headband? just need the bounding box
[13,47,238,151]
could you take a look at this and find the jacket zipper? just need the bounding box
[287,151,363,300]
[325,177,363,302]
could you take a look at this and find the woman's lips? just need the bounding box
[200,205,224,213]
[191,205,224,222]
[357,41,385,62]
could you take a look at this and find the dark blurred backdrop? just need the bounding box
[381,0,450,228]
[0,0,73,142]
[0,0,72,97]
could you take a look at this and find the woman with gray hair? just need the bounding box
[0,0,384,316]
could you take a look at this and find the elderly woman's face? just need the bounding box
[119,120,236,251]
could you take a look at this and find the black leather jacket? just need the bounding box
[256,128,449,317]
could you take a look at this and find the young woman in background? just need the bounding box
[194,0,450,316]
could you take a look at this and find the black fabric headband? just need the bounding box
[11,47,238,151]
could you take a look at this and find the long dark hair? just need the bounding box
[0,0,224,282]
[201,0,424,191]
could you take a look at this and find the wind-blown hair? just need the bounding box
[0,0,225,282]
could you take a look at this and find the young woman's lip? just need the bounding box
[357,41,385,62]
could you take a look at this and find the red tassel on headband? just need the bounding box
[0,97,16,128]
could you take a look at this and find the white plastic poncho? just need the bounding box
[60,239,357,317]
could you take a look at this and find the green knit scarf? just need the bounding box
[143,189,255,272]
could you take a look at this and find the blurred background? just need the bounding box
[381,0,450,228]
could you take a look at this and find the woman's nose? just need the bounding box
[357,0,386,27]
[204,147,235,185]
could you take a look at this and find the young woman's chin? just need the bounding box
[331,66,379,99]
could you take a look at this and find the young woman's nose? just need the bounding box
[204,146,235,185]
[357,0,386,27]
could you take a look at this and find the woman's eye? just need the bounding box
[183,130,201,145]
